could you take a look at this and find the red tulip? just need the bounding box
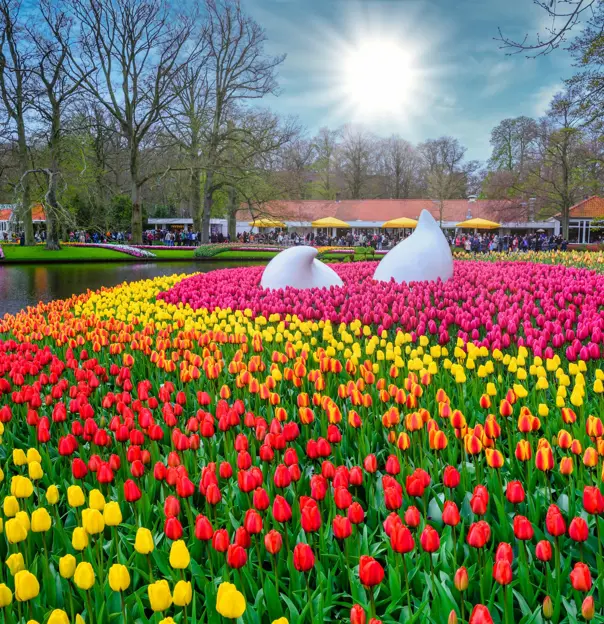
[470,485,489,515]
[194,514,213,541]
[505,481,525,504]
[568,517,589,542]
[363,454,377,473]
[348,502,365,524]
[384,486,403,511]
[300,497,322,532]
[124,479,141,502]
[350,604,366,624]
[272,495,292,523]
[545,504,566,537]
[212,529,230,552]
[513,515,534,541]
[359,556,384,586]
[253,487,270,511]
[404,506,421,528]
[442,501,460,526]
[264,530,283,555]
[468,605,493,624]
[570,562,592,591]
[226,544,247,568]
[495,542,513,564]
[390,524,414,554]
[293,543,315,572]
[333,515,352,540]
[164,496,180,518]
[443,466,460,489]
[164,517,183,540]
[467,521,490,549]
[420,525,440,553]
[492,560,512,585]
[244,509,263,535]
[583,486,604,515]
[535,539,552,562]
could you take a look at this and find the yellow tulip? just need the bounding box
[59,554,77,579]
[148,579,172,612]
[15,511,30,532]
[26,448,41,464]
[82,508,105,535]
[12,449,27,466]
[3,495,19,517]
[73,562,95,590]
[134,527,154,554]
[31,508,52,533]
[47,610,69,624]
[272,619,289,624]
[103,501,122,526]
[216,582,246,619]
[88,489,105,511]
[108,564,130,592]
[28,462,43,481]
[26,620,40,624]
[173,580,192,606]
[159,619,176,624]
[76,616,85,624]
[72,527,89,551]
[46,485,59,505]
[67,485,85,508]
[5,518,27,544]
[0,583,12,607]
[169,540,190,569]
[14,570,40,601]
[5,553,25,576]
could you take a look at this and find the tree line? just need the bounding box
[2,0,604,247]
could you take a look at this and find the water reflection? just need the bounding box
[0,261,263,316]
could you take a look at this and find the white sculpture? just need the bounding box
[261,246,344,290]
[374,209,453,283]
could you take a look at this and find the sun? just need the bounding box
[341,40,416,116]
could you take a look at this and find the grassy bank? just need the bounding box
[1,245,132,262]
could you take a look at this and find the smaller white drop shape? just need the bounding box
[261,246,344,290]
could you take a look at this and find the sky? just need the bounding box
[242,0,577,162]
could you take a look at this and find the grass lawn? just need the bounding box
[1,245,135,262]
[152,249,196,259]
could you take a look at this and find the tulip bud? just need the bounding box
[542,596,553,620]
[108,564,130,592]
[14,570,39,602]
[581,596,595,621]
[59,554,77,579]
[73,562,95,591]
[350,604,367,624]
[173,580,192,607]
[448,611,458,624]
[454,567,469,592]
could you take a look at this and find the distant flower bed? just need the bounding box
[0,244,4,260]
[65,243,156,258]
[134,245,197,250]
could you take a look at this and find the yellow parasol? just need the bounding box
[311,217,351,228]
[248,218,286,228]
[455,218,501,229]
[381,217,418,229]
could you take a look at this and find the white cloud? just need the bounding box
[481,60,516,96]
[532,82,562,116]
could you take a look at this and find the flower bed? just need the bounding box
[0,261,603,623]
[0,244,4,260]
[64,242,156,258]
[159,260,604,358]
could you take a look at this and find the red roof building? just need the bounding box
[564,196,604,243]
[0,203,46,236]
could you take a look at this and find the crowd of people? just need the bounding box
[455,232,569,253]
[2,227,572,251]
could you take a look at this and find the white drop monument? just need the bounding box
[373,209,453,283]
[260,246,343,290]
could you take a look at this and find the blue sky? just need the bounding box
[242,0,576,162]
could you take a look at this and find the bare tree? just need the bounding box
[339,125,375,199]
[278,137,315,199]
[498,0,597,56]
[0,0,34,244]
[312,127,341,199]
[489,117,539,174]
[64,0,199,243]
[379,135,423,198]
[199,0,285,243]
[419,136,470,224]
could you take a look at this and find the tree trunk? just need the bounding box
[227,186,237,240]
[130,144,142,244]
[46,109,61,251]
[17,117,34,245]
[191,166,202,234]
[201,169,213,244]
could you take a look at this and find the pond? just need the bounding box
[0,261,265,316]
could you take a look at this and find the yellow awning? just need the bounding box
[455,218,501,229]
[381,217,418,229]
[311,217,351,228]
[249,218,286,228]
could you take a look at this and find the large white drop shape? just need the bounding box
[373,209,453,283]
[261,246,344,290]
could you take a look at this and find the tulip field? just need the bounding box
[1,258,604,624]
